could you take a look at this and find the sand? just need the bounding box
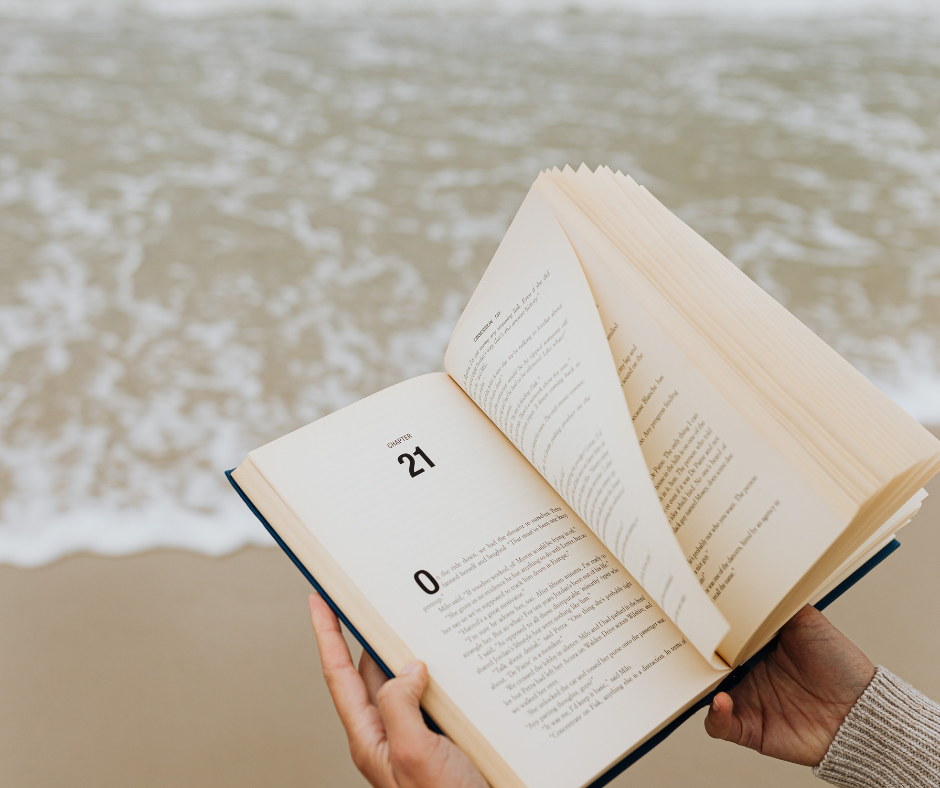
[3,437,939,788]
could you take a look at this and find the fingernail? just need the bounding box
[400,661,419,675]
[711,698,719,712]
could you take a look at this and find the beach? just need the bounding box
[2,429,937,787]
[2,6,940,786]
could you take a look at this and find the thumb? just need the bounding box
[375,661,440,774]
[704,692,743,743]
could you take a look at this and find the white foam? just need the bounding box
[1,10,938,569]
[0,495,270,568]
[863,333,940,427]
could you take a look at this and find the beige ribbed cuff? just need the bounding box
[814,666,940,787]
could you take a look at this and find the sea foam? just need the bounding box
[1,11,938,566]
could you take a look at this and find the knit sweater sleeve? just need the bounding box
[813,666,940,787]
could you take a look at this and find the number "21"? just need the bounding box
[398,446,435,478]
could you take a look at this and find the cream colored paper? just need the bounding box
[444,190,729,664]
[550,213,846,661]
[249,374,726,788]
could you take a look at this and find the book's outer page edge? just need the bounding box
[226,469,898,787]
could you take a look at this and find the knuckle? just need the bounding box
[375,679,400,706]
[349,741,370,773]
[322,669,342,695]
[389,742,426,776]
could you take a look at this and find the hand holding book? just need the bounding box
[308,593,489,788]
[309,594,876,786]
[703,604,875,767]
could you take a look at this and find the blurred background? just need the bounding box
[1,1,939,787]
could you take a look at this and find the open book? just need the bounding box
[230,166,940,788]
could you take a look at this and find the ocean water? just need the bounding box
[1,5,939,566]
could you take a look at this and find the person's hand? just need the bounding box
[308,593,490,788]
[705,604,875,766]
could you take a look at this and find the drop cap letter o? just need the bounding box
[414,570,440,595]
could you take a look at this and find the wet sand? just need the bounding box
[3,431,939,788]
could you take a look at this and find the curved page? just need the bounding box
[443,189,729,664]
[548,195,846,663]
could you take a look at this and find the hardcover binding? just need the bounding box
[225,469,900,787]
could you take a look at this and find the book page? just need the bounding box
[545,185,848,663]
[443,189,729,664]
[248,373,726,788]
[545,166,939,605]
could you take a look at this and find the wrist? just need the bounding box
[813,666,940,785]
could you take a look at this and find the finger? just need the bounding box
[376,661,442,779]
[360,650,390,705]
[308,594,379,734]
[704,692,744,743]
[309,596,397,787]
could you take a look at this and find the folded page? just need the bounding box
[444,189,729,664]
